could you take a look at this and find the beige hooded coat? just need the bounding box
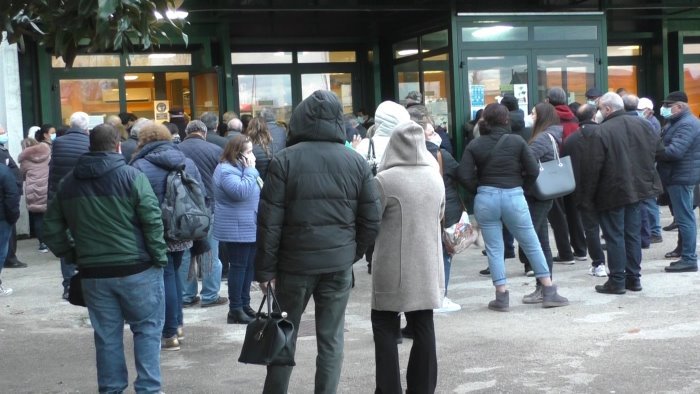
[372,121,445,312]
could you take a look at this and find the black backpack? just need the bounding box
[161,165,211,241]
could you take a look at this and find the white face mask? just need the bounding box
[427,133,442,146]
[594,110,604,124]
[587,100,597,105]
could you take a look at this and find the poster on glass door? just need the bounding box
[470,85,485,119]
[514,84,528,113]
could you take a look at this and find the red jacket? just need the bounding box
[555,105,579,141]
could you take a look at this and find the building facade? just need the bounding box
[13,0,700,157]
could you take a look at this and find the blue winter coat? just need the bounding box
[212,162,260,243]
[48,128,89,199]
[130,141,204,204]
[177,135,223,206]
[657,109,700,186]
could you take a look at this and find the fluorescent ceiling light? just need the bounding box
[616,45,640,51]
[124,75,139,81]
[155,10,188,19]
[148,53,177,59]
[472,25,513,38]
[469,56,505,60]
[273,52,287,57]
[566,54,590,58]
[397,49,429,57]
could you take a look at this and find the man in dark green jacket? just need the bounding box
[43,124,168,394]
[256,90,381,393]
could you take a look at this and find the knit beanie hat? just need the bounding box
[373,101,410,137]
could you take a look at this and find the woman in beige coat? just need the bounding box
[371,121,445,394]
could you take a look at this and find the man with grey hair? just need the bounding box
[225,118,243,140]
[177,119,227,308]
[121,118,150,163]
[656,91,700,273]
[200,112,228,148]
[104,114,128,141]
[260,107,287,152]
[622,94,640,115]
[579,92,663,295]
[48,111,92,299]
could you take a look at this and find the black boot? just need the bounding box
[227,308,254,324]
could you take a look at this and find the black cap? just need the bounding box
[585,87,602,99]
[662,91,688,104]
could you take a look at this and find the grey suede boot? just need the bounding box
[488,290,509,312]
[542,285,569,308]
[522,284,543,304]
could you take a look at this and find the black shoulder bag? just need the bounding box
[238,287,296,366]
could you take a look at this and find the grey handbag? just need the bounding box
[532,133,575,200]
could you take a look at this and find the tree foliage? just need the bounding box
[1,0,188,68]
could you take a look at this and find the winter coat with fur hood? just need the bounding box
[19,142,51,212]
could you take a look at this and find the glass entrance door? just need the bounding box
[535,51,598,104]
[191,70,221,117]
[463,52,530,119]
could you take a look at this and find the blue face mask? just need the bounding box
[50,133,56,141]
[660,106,673,119]
[637,110,646,118]
[0,135,8,145]
[587,100,597,105]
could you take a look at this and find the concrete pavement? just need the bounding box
[1,208,700,393]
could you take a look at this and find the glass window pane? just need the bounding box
[461,26,527,42]
[534,26,597,41]
[422,30,448,52]
[128,53,192,66]
[52,55,121,68]
[396,60,420,105]
[238,74,292,121]
[536,54,595,104]
[684,44,700,55]
[684,63,700,118]
[467,56,529,118]
[124,73,155,119]
[608,66,638,97]
[608,45,641,57]
[298,51,356,63]
[165,72,191,119]
[59,79,120,126]
[302,73,353,113]
[423,54,451,132]
[394,37,419,59]
[192,73,219,116]
[231,52,292,64]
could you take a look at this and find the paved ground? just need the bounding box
[2,207,700,393]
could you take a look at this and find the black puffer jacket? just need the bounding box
[255,90,381,282]
[427,143,461,227]
[562,121,601,209]
[458,127,539,194]
[579,110,663,211]
[48,128,89,200]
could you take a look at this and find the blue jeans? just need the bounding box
[641,197,661,237]
[474,186,550,286]
[164,251,184,338]
[0,220,11,285]
[60,258,76,293]
[598,202,642,288]
[224,242,255,310]
[82,267,165,394]
[443,246,452,296]
[178,228,223,304]
[667,185,697,264]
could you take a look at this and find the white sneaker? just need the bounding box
[434,297,461,313]
[589,265,607,277]
[0,285,13,296]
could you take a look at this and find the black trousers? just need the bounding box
[548,196,586,259]
[579,209,606,267]
[519,197,554,275]
[371,309,437,394]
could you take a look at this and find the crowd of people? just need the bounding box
[0,83,698,393]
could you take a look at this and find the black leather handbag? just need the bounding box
[238,287,296,366]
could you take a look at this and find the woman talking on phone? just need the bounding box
[213,135,262,324]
